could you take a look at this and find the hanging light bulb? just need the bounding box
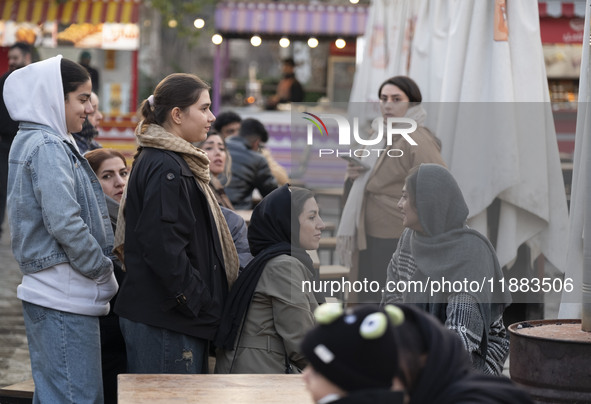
[212,34,223,45]
[279,37,290,48]
[335,38,346,49]
[350,0,360,4]
[308,37,319,48]
[168,19,178,28]
[250,35,262,47]
[193,18,205,29]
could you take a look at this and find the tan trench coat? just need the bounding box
[215,255,319,373]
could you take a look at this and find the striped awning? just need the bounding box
[215,2,368,39]
[538,1,586,18]
[0,0,141,24]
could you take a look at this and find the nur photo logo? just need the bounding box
[301,112,420,158]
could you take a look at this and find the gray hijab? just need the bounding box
[407,164,511,354]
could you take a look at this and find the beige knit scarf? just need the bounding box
[113,122,239,287]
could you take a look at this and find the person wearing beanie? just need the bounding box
[225,118,278,209]
[301,304,405,404]
[302,303,534,404]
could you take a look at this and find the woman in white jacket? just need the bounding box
[5,56,117,404]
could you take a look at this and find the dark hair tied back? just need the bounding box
[140,73,210,126]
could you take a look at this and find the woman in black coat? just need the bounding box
[113,73,239,374]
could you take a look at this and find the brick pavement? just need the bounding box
[0,230,31,387]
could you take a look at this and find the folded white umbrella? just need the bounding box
[409,0,569,273]
[558,0,591,326]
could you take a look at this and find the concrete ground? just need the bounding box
[0,227,32,387]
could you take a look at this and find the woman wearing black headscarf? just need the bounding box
[215,185,326,373]
[391,304,533,404]
[382,164,512,375]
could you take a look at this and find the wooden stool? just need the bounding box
[319,264,350,280]
[322,221,337,236]
[318,237,337,264]
[319,264,350,302]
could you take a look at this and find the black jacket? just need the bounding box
[114,148,228,340]
[225,137,278,209]
[0,72,19,147]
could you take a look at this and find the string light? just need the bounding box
[212,34,223,45]
[335,38,346,49]
[193,18,205,29]
[251,35,262,47]
[279,37,290,48]
[308,37,319,48]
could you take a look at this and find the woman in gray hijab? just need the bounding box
[382,164,512,375]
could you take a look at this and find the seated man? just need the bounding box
[216,111,289,186]
[213,111,242,139]
[225,118,278,209]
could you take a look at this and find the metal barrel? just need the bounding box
[509,319,591,403]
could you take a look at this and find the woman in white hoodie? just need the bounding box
[5,56,117,404]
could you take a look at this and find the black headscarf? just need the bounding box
[394,304,533,404]
[214,185,323,350]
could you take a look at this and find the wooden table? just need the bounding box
[118,374,314,404]
[0,378,34,401]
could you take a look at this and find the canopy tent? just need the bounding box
[558,0,590,328]
[0,0,141,24]
[214,1,368,40]
[349,0,570,275]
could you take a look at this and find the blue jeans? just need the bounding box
[22,301,103,404]
[119,317,207,373]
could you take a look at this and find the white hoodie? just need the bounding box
[5,55,117,316]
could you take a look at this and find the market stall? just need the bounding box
[211,1,369,186]
[0,0,141,159]
[212,1,368,112]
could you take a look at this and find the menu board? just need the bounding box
[0,21,48,47]
[58,22,139,50]
[0,21,138,50]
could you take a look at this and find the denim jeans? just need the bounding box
[119,317,207,374]
[22,301,103,404]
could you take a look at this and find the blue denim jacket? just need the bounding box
[8,122,114,278]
